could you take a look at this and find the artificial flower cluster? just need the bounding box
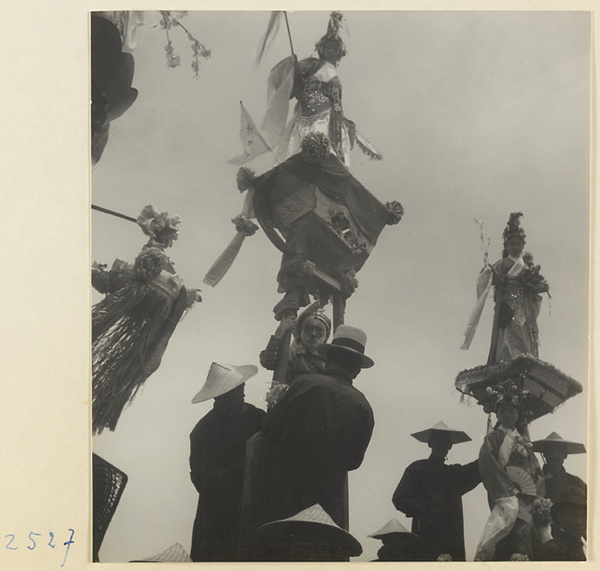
[301,133,331,164]
[134,247,169,282]
[520,254,550,294]
[385,201,404,225]
[531,496,553,527]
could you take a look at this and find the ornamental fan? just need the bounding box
[505,466,537,496]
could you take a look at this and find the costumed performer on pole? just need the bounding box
[259,303,331,405]
[261,12,381,167]
[92,205,200,434]
[475,382,545,561]
[462,212,549,363]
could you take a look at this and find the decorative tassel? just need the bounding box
[355,132,382,160]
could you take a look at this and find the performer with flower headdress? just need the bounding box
[475,382,545,561]
[462,212,549,364]
[261,12,381,167]
[92,205,200,434]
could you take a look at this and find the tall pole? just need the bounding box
[283,12,295,56]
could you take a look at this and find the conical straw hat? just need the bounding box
[192,362,258,403]
[411,420,471,444]
[259,504,362,557]
[129,542,192,562]
[532,432,586,454]
[368,518,416,539]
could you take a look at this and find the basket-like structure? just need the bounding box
[92,453,128,561]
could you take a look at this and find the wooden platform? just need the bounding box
[455,354,583,420]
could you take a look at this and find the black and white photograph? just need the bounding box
[89,9,591,564]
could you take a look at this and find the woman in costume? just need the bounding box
[476,383,545,560]
[92,206,200,434]
[263,12,380,167]
[462,212,549,363]
[260,304,331,405]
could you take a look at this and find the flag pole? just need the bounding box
[92,204,137,223]
[283,12,295,57]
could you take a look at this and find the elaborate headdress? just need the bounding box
[315,12,347,60]
[294,302,332,341]
[482,380,534,423]
[502,211,526,246]
[137,204,181,249]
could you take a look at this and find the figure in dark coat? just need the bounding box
[189,363,265,562]
[537,486,586,561]
[257,325,375,561]
[393,422,481,561]
[532,432,586,504]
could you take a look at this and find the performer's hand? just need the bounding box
[275,316,296,338]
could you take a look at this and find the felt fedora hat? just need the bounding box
[192,362,258,403]
[368,518,417,540]
[320,325,374,368]
[258,504,362,557]
[532,432,586,455]
[411,421,471,444]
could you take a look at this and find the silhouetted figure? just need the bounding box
[537,487,586,561]
[189,363,265,561]
[393,422,480,561]
[257,325,375,560]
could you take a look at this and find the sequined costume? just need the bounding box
[262,56,354,166]
[489,256,543,362]
[287,57,353,165]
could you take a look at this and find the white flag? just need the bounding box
[229,102,271,165]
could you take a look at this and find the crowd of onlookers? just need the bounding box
[187,308,586,562]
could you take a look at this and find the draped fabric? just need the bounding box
[262,56,353,165]
[478,427,545,560]
[189,402,265,561]
[92,260,189,434]
[255,153,390,250]
[462,255,543,362]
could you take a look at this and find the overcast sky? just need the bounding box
[92,10,590,562]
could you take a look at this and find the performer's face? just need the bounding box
[300,318,328,349]
[506,236,525,258]
[496,404,519,429]
[321,41,341,65]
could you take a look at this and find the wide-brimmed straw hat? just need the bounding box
[192,362,258,403]
[320,325,374,368]
[129,543,192,562]
[368,518,416,540]
[532,432,586,455]
[411,421,471,444]
[258,504,362,557]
